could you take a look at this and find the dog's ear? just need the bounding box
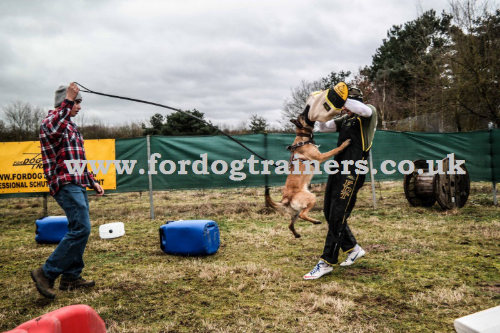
[290,118,301,128]
[300,105,310,118]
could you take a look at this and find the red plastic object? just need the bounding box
[3,304,106,333]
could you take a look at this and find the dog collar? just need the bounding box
[287,140,315,152]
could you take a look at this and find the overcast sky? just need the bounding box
[0,0,453,129]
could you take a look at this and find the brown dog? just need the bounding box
[265,114,350,238]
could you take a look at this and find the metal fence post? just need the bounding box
[369,150,377,209]
[43,193,48,217]
[264,132,270,207]
[492,183,497,206]
[147,135,155,219]
[488,123,498,206]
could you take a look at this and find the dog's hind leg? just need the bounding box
[289,212,301,238]
[298,192,321,224]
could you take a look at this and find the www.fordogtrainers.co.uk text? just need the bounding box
[63,153,467,181]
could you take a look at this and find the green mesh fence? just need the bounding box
[369,130,493,181]
[114,129,499,192]
[1,129,498,197]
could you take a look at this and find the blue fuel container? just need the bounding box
[159,220,220,256]
[35,216,68,244]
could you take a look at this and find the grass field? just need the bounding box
[0,181,498,332]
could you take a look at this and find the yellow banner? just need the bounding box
[0,139,116,194]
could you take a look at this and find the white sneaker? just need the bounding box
[303,260,333,280]
[339,246,366,266]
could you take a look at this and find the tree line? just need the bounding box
[1,1,498,141]
[0,102,273,141]
[283,1,499,132]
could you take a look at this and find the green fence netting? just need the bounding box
[491,129,499,183]
[1,129,499,197]
[370,130,493,181]
[113,129,498,192]
[115,137,149,192]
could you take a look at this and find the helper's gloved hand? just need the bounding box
[304,82,348,123]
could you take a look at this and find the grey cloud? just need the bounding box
[0,0,451,128]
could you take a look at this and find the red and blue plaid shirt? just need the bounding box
[40,99,95,196]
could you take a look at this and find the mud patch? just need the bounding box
[480,283,500,294]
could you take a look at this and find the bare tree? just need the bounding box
[2,101,45,141]
[281,71,352,130]
[0,119,8,140]
[281,80,324,130]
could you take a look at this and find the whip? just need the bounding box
[75,82,270,162]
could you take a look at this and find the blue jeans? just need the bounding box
[43,184,91,281]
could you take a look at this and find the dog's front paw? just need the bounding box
[312,220,322,225]
[341,139,351,148]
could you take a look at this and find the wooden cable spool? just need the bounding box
[404,157,470,210]
[404,160,436,207]
[435,156,470,210]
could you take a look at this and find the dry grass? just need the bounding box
[0,181,498,332]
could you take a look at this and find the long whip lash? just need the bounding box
[75,82,269,161]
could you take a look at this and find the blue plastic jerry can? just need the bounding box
[35,216,68,244]
[159,220,220,256]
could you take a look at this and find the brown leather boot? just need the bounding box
[59,276,95,291]
[31,267,56,299]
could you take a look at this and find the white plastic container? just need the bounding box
[454,305,500,333]
[99,222,125,239]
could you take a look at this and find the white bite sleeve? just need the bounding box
[345,98,372,117]
[315,119,337,133]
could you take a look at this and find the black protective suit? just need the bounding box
[321,115,370,265]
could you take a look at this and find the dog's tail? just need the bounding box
[265,186,286,211]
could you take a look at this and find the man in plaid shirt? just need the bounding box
[31,82,104,299]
